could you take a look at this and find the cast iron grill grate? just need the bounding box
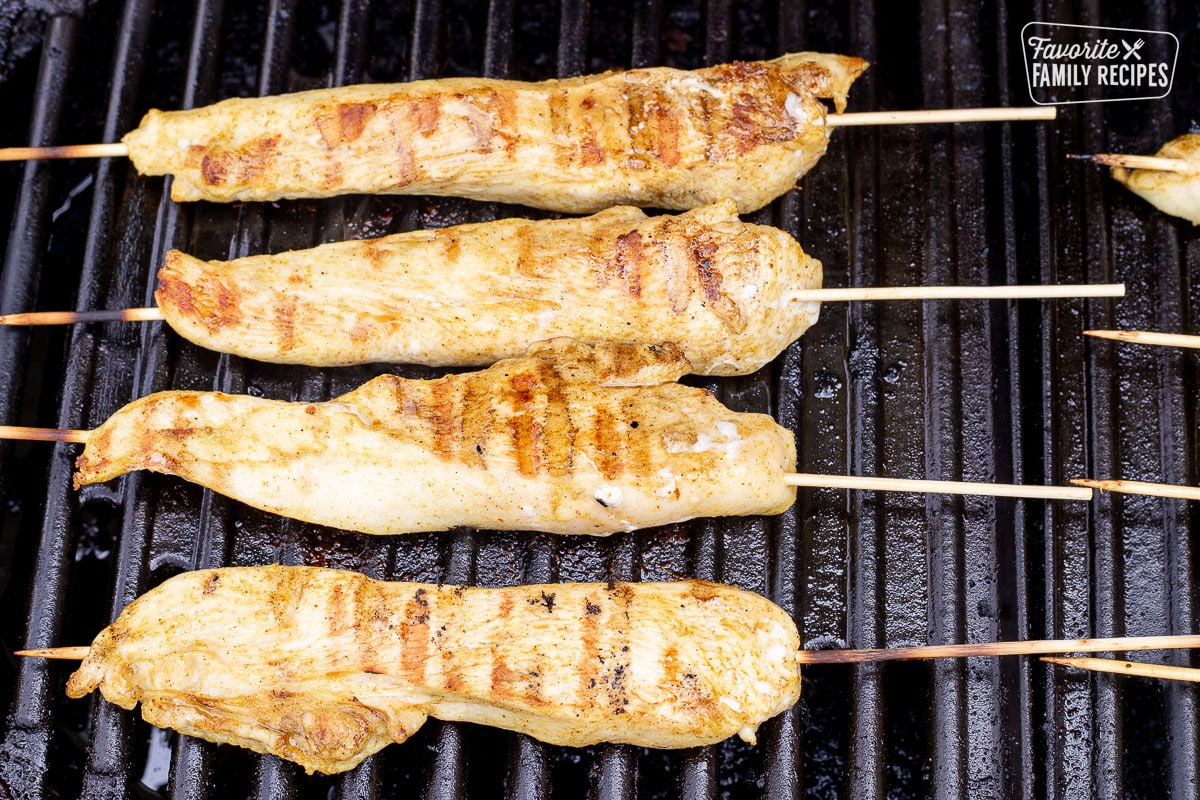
[0,0,1196,798]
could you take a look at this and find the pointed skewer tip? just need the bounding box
[15,646,90,660]
[796,634,1200,664]
[1083,329,1200,350]
[1042,656,1200,684]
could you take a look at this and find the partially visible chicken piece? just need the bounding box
[1110,134,1200,224]
[122,52,867,212]
[66,566,804,774]
[73,340,797,535]
[157,201,823,376]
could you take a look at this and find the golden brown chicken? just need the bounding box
[66,566,803,774]
[157,201,823,376]
[123,53,866,211]
[1110,134,1200,224]
[73,340,796,535]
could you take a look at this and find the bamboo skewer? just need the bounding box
[22,633,1200,664]
[0,107,1056,163]
[826,106,1056,127]
[15,646,91,660]
[788,283,1123,302]
[1071,478,1200,502]
[1085,329,1200,350]
[0,142,129,162]
[0,285,1126,328]
[0,425,1091,500]
[1079,330,1200,503]
[0,308,163,326]
[1068,153,1196,174]
[798,635,1200,664]
[785,473,1090,500]
[1043,656,1200,683]
[0,425,90,443]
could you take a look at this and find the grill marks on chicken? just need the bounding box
[155,202,823,375]
[1111,134,1200,225]
[66,566,803,774]
[72,340,797,535]
[122,53,866,211]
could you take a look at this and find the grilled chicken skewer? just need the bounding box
[33,634,1200,664]
[0,202,1123,375]
[0,339,1089,537]
[0,54,1052,211]
[75,339,799,536]
[19,53,865,212]
[1073,134,1200,224]
[45,566,803,773]
[24,567,1200,774]
[20,202,825,377]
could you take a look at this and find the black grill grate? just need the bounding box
[0,0,1197,798]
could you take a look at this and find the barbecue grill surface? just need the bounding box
[0,0,1197,798]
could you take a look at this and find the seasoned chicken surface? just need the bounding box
[67,566,803,774]
[1111,134,1200,224]
[123,53,867,211]
[74,340,796,535]
[158,201,823,376]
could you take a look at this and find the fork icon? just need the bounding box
[1122,38,1145,60]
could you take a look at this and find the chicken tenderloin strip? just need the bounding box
[73,340,796,535]
[157,201,823,376]
[1110,134,1200,224]
[66,566,803,774]
[123,52,867,211]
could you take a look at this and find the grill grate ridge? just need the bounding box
[0,12,86,800]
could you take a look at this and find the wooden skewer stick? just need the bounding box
[0,285,1126,328]
[790,283,1124,302]
[1068,153,1196,174]
[0,108,1057,163]
[1071,478,1200,502]
[0,308,163,326]
[0,425,90,443]
[798,634,1200,664]
[0,426,1092,500]
[1085,329,1200,350]
[15,646,91,660]
[0,422,1095,500]
[785,473,1090,501]
[0,142,129,162]
[826,106,1056,127]
[1042,656,1200,683]
[23,634,1200,664]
